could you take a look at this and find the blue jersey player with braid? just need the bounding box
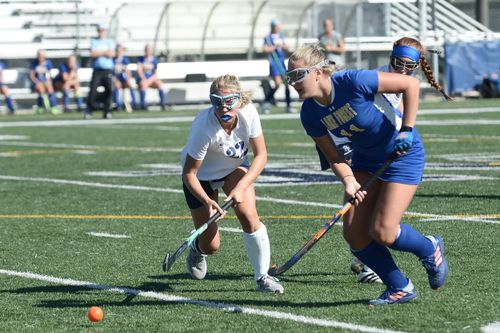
[287,44,448,306]
[136,43,166,111]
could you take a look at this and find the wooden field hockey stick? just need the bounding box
[162,199,234,273]
[268,153,398,277]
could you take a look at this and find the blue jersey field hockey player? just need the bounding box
[287,44,449,306]
[29,49,59,114]
[0,60,16,114]
[136,43,165,111]
[262,19,292,114]
[113,43,137,111]
[53,54,84,112]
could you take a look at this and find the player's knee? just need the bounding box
[369,227,397,246]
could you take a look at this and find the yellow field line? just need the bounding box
[0,213,499,220]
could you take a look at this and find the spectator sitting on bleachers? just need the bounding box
[53,54,84,112]
[136,43,166,111]
[0,60,16,114]
[113,43,137,112]
[29,49,59,115]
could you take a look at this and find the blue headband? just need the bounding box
[391,45,421,62]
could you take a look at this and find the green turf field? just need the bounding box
[0,101,499,332]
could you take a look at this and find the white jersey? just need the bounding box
[181,103,263,181]
[377,64,403,109]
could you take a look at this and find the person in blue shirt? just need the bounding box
[136,43,165,111]
[113,43,137,111]
[262,19,292,114]
[286,44,449,306]
[0,61,16,114]
[85,23,116,119]
[29,49,59,115]
[53,54,84,112]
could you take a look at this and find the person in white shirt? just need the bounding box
[181,73,284,294]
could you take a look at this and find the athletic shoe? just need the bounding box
[368,280,417,306]
[285,106,295,113]
[357,266,383,284]
[420,235,449,290]
[36,107,45,114]
[50,107,59,115]
[256,274,284,294]
[350,257,365,274]
[186,248,207,280]
[83,112,92,120]
[350,258,382,283]
[104,112,113,119]
[260,102,271,114]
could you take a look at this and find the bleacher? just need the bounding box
[1,0,499,112]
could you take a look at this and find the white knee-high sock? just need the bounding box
[243,223,270,280]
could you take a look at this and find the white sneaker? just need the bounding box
[186,248,207,280]
[260,102,271,114]
[351,258,382,283]
[285,106,295,113]
[256,274,284,294]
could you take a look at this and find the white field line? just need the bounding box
[0,175,498,225]
[0,141,181,153]
[87,232,131,239]
[481,322,500,333]
[0,269,407,333]
[219,227,243,233]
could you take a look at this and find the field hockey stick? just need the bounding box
[162,199,234,272]
[268,153,398,277]
[123,88,132,113]
[270,50,288,84]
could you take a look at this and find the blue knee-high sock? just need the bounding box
[5,96,15,112]
[37,95,43,107]
[113,88,121,108]
[159,89,165,107]
[389,223,434,259]
[130,89,137,108]
[49,93,57,107]
[352,241,408,290]
[140,89,147,108]
[62,90,70,109]
[285,86,291,106]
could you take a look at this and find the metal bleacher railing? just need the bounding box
[1,0,499,110]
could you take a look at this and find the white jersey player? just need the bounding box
[180,74,284,294]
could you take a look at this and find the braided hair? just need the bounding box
[393,37,452,100]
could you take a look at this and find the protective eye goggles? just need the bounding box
[390,56,420,74]
[390,45,421,74]
[209,93,241,110]
[286,59,329,85]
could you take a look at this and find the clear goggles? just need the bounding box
[390,56,420,75]
[286,59,329,85]
[209,93,241,110]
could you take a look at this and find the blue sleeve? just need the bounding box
[349,69,379,96]
[153,57,159,70]
[137,56,144,64]
[30,60,36,70]
[60,63,68,73]
[123,57,130,65]
[46,60,54,70]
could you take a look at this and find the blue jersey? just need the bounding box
[263,33,286,61]
[300,69,424,184]
[53,62,78,83]
[30,59,54,82]
[0,61,5,85]
[114,55,130,81]
[137,56,158,79]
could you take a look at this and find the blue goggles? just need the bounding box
[209,93,241,110]
[390,45,421,74]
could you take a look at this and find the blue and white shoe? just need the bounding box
[420,235,449,290]
[368,280,417,306]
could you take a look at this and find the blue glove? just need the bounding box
[394,126,414,153]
